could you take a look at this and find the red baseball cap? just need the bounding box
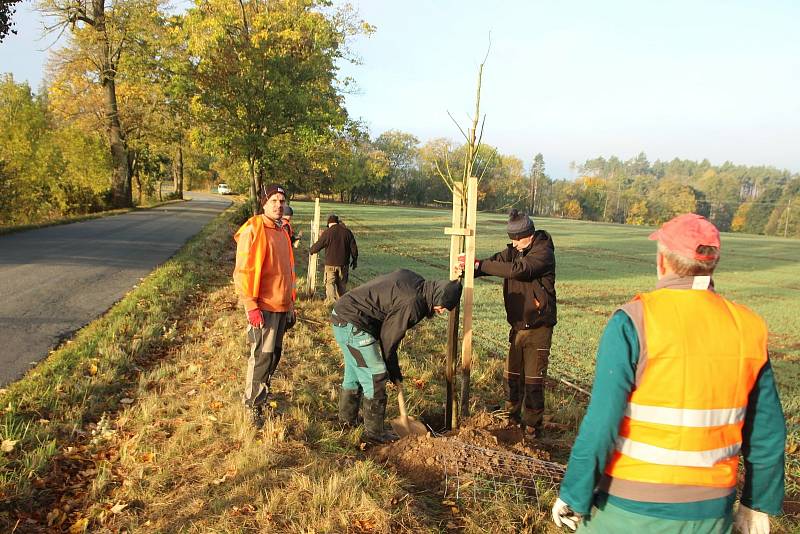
[648,213,720,261]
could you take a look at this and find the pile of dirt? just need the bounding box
[370,411,563,492]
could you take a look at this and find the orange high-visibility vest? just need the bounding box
[604,287,768,493]
[233,215,294,312]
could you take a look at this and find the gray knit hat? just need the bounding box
[507,209,535,240]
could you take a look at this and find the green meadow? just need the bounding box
[2,201,797,532]
[294,201,800,377]
[291,200,800,488]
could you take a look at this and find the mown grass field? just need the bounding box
[0,200,797,533]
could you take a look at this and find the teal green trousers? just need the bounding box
[332,322,388,400]
[578,500,733,534]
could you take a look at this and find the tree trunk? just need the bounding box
[104,77,131,207]
[95,0,131,208]
[248,157,259,215]
[129,150,141,205]
[174,144,184,199]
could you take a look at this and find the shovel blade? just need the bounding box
[390,415,427,438]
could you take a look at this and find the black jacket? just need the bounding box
[309,223,358,267]
[476,229,557,330]
[333,269,446,382]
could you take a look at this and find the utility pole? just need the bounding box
[529,171,536,215]
[785,198,793,238]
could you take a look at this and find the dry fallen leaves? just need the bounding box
[120,398,135,405]
[352,518,377,531]
[1,439,18,453]
[110,502,128,514]
[211,468,237,485]
[88,363,98,376]
[231,504,256,516]
[69,517,89,533]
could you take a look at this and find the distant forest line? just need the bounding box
[0,1,796,237]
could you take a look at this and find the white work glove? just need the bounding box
[734,504,770,534]
[551,497,580,531]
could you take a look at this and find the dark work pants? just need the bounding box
[324,265,349,303]
[242,310,287,407]
[505,326,553,429]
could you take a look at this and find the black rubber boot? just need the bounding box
[250,404,265,430]
[338,387,362,427]
[362,396,398,444]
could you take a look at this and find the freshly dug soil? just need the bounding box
[370,411,563,491]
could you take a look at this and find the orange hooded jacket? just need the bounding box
[233,215,294,312]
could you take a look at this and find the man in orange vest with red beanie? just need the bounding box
[552,213,786,533]
[233,184,295,429]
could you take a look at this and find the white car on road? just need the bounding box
[217,183,232,195]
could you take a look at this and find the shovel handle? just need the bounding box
[395,381,409,420]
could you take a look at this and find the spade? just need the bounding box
[390,381,427,438]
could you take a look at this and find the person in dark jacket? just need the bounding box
[331,269,462,443]
[462,209,556,440]
[309,214,358,302]
[282,205,301,248]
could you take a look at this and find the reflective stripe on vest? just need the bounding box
[605,287,768,496]
[625,404,746,428]
[616,436,742,468]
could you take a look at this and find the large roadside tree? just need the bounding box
[0,0,23,41]
[186,0,371,213]
[39,0,163,208]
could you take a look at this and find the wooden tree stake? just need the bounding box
[445,182,464,429]
[307,198,321,296]
[459,176,479,419]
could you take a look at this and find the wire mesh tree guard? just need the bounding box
[439,434,566,507]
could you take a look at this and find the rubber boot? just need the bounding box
[250,404,265,430]
[338,387,362,427]
[362,396,398,444]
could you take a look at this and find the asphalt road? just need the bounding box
[0,192,232,386]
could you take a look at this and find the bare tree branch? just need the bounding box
[446,110,469,142]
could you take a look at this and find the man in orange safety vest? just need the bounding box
[552,213,786,534]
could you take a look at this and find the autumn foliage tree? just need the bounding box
[185,0,372,213]
[38,0,165,208]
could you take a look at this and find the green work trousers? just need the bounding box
[332,321,388,400]
[578,500,733,534]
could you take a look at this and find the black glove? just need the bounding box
[350,258,357,270]
[285,309,297,331]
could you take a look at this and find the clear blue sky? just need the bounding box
[3,0,799,179]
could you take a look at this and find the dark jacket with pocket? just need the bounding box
[476,229,557,331]
[332,269,443,382]
[309,223,358,267]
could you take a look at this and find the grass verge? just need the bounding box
[0,200,247,510]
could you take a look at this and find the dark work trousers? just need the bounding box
[324,265,349,303]
[505,326,553,429]
[242,309,288,407]
[331,320,388,401]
